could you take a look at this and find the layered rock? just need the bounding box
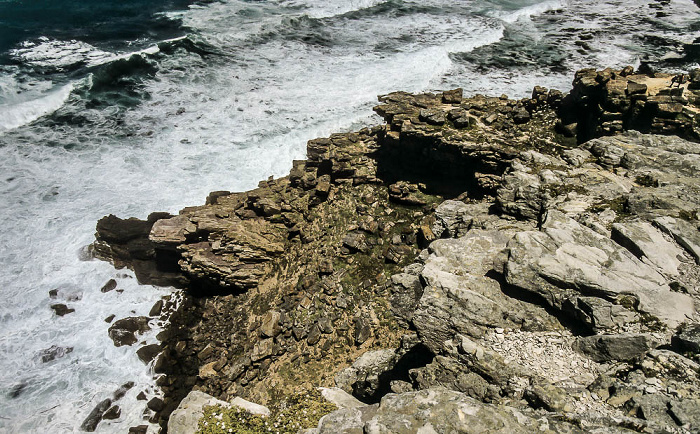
[93,67,700,433]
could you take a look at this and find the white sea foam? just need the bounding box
[10,37,117,70]
[496,0,565,23]
[0,83,74,132]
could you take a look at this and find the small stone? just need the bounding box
[50,304,75,317]
[100,279,117,293]
[149,299,164,317]
[104,314,115,323]
[307,325,322,345]
[39,345,73,363]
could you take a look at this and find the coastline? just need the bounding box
[95,67,700,433]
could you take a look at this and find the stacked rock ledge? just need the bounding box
[93,67,700,433]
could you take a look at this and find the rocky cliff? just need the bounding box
[94,68,700,433]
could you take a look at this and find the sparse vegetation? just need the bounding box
[196,389,337,434]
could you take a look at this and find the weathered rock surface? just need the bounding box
[168,390,269,434]
[94,67,700,434]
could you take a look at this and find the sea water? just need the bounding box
[0,0,698,431]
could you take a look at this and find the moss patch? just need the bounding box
[196,389,337,434]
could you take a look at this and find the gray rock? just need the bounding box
[334,349,397,399]
[361,389,583,433]
[668,398,700,430]
[505,210,694,331]
[414,230,557,354]
[316,405,379,434]
[574,333,658,362]
[673,323,700,353]
[80,398,112,432]
[353,317,371,345]
[343,231,369,253]
[410,356,493,401]
[564,296,638,332]
[319,387,365,409]
[611,220,683,276]
[654,216,700,265]
[389,273,423,326]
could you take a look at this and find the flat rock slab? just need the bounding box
[505,210,694,331]
[414,230,560,354]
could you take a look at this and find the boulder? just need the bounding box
[108,317,151,347]
[80,398,112,432]
[673,323,700,353]
[505,210,694,331]
[574,333,658,362]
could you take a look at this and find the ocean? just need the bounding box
[0,0,698,431]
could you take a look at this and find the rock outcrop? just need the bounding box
[94,67,700,433]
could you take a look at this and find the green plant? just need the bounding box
[196,389,337,434]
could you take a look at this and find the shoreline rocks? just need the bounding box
[94,66,700,433]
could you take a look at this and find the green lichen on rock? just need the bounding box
[196,390,336,434]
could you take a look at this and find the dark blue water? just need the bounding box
[0,0,195,62]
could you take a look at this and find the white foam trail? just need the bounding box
[0,83,73,132]
[300,0,387,18]
[10,38,117,70]
[496,0,566,23]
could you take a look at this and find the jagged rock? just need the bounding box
[102,405,121,420]
[80,398,112,432]
[524,384,574,413]
[564,296,638,332]
[654,216,700,264]
[414,230,557,353]
[442,88,463,104]
[321,389,586,433]
[335,349,397,399]
[50,303,74,317]
[673,323,700,353]
[669,399,700,430]
[574,333,658,362]
[259,310,281,338]
[353,317,371,345]
[431,200,472,238]
[343,231,369,253]
[38,345,73,363]
[505,210,694,332]
[136,344,161,364]
[107,316,151,347]
[611,220,683,276]
[410,355,493,401]
[389,272,423,326]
